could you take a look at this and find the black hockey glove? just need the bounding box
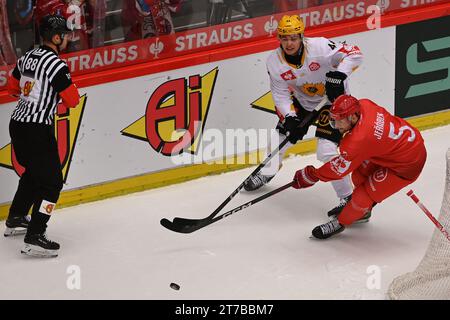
[283,114,308,144]
[325,71,347,102]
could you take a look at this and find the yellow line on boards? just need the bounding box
[0,109,449,220]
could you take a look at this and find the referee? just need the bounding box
[4,14,80,257]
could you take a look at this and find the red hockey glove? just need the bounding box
[293,165,319,189]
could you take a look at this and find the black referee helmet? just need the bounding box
[39,14,71,41]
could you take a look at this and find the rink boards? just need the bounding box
[0,12,448,218]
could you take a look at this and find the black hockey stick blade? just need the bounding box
[160,217,211,234]
[161,181,294,234]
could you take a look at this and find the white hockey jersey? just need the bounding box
[266,37,363,115]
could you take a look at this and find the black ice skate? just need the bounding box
[327,194,371,224]
[4,215,31,237]
[354,211,371,223]
[311,219,345,240]
[21,233,60,258]
[243,173,275,191]
[327,194,352,217]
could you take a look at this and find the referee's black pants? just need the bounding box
[8,120,63,235]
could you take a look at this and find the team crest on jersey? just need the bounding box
[308,62,320,71]
[372,168,388,183]
[121,68,218,156]
[330,154,351,175]
[280,70,296,81]
[301,82,325,97]
[0,95,88,182]
[22,81,35,96]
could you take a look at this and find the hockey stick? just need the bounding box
[160,96,329,233]
[161,181,294,233]
[165,134,291,225]
[407,190,450,242]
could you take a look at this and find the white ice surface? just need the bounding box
[1,125,449,300]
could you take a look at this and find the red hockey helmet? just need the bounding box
[330,95,360,120]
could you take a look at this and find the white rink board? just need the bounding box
[0,27,395,204]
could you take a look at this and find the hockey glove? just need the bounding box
[293,165,319,189]
[325,71,347,102]
[283,114,308,144]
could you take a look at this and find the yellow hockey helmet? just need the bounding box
[277,15,305,36]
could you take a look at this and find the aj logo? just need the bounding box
[121,68,218,156]
[40,200,55,215]
[44,204,54,214]
[22,81,34,96]
[0,95,87,182]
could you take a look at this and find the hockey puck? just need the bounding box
[170,282,180,290]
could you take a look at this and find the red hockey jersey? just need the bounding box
[316,99,425,182]
[35,0,91,51]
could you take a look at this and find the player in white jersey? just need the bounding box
[244,15,364,218]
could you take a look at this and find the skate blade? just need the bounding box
[328,216,370,224]
[309,235,334,240]
[308,234,337,240]
[4,227,27,237]
[21,244,58,258]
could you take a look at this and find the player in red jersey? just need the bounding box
[122,0,182,40]
[35,0,106,52]
[292,95,427,239]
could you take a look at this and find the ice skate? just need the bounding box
[327,195,371,223]
[21,233,60,258]
[4,215,30,237]
[311,218,345,240]
[327,195,352,217]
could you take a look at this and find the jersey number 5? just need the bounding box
[389,123,416,142]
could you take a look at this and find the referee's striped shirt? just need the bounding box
[11,45,73,125]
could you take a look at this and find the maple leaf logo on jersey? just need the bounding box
[330,154,352,175]
[280,70,296,81]
[301,82,325,97]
